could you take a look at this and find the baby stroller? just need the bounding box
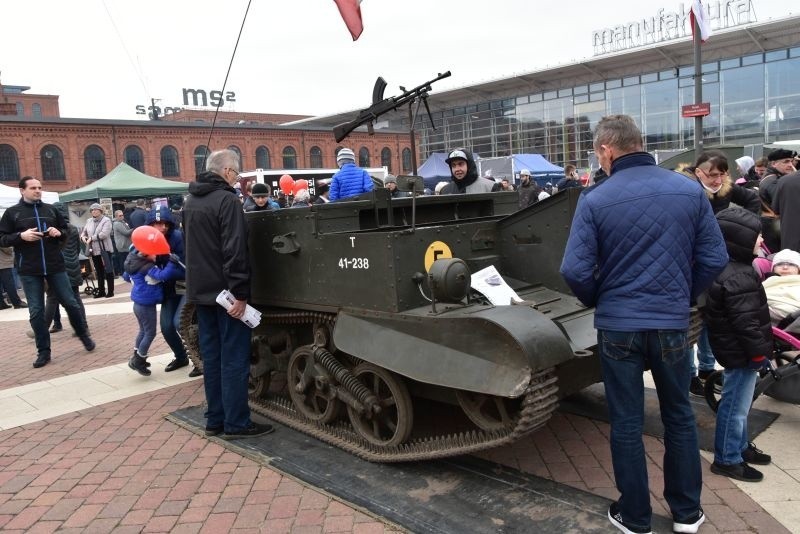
[79,252,100,297]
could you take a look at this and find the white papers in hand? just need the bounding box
[215,289,262,328]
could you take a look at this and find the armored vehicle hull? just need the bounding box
[181,188,601,461]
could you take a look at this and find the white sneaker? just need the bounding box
[673,508,705,533]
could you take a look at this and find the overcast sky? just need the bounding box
[0,0,794,121]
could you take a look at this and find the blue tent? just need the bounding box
[511,154,564,186]
[417,152,452,190]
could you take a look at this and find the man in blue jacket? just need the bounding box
[329,148,373,201]
[560,115,727,534]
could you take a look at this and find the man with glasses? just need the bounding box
[183,149,273,439]
[759,149,796,213]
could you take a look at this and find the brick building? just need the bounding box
[0,85,413,192]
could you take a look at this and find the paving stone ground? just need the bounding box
[0,282,794,533]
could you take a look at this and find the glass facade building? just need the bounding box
[413,46,800,168]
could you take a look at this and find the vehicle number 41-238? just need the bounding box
[338,257,369,269]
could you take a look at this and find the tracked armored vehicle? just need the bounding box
[180,187,602,462]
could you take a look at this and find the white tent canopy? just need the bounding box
[0,183,59,210]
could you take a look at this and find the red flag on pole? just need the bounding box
[334,0,363,41]
[690,0,712,42]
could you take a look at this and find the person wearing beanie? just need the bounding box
[517,169,541,208]
[0,177,95,368]
[770,249,800,276]
[245,183,279,211]
[145,205,198,376]
[704,207,773,483]
[80,203,116,298]
[384,174,409,198]
[762,249,800,333]
[330,147,373,201]
[441,148,493,195]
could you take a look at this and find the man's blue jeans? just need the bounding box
[598,329,702,529]
[0,268,23,306]
[21,272,89,356]
[160,294,188,361]
[714,368,758,465]
[195,304,252,433]
[689,325,716,375]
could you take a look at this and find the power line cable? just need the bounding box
[100,0,151,99]
[203,0,254,169]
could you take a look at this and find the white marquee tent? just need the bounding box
[0,183,60,216]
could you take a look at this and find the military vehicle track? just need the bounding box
[180,304,561,462]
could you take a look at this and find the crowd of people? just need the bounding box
[559,115,800,534]
[1,122,798,532]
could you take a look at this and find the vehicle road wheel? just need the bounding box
[347,363,413,448]
[287,346,340,424]
[456,390,521,432]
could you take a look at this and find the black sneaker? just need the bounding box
[742,442,771,465]
[49,325,63,333]
[689,376,705,397]
[673,508,705,533]
[33,352,51,368]
[710,461,763,482]
[164,358,190,372]
[80,335,96,352]
[205,426,223,437]
[128,352,152,377]
[698,369,714,380]
[188,366,203,378]
[13,302,28,309]
[222,422,275,440]
[608,502,651,534]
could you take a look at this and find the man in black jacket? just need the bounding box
[0,177,95,368]
[183,149,273,439]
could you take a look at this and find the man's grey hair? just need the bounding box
[206,149,240,175]
[114,210,124,217]
[593,115,643,153]
[135,198,146,207]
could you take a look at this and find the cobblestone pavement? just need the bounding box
[0,281,797,533]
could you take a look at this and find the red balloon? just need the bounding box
[292,179,308,196]
[131,225,171,256]
[279,174,294,195]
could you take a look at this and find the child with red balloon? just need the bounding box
[123,226,184,376]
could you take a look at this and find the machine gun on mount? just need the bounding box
[333,71,451,144]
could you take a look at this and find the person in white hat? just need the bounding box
[440,148,493,195]
[330,148,374,201]
[517,169,542,208]
[762,249,800,333]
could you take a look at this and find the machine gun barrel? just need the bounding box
[333,71,451,143]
